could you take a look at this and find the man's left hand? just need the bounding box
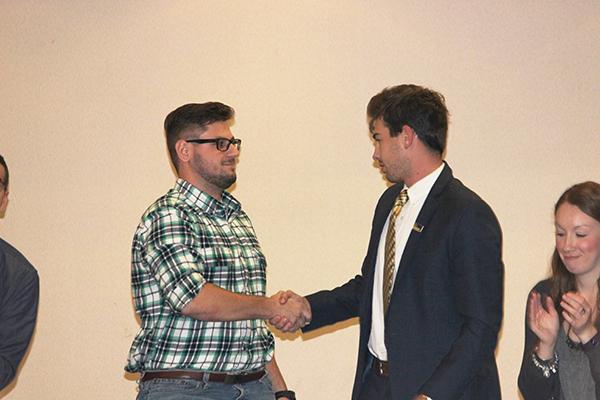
[413,395,432,400]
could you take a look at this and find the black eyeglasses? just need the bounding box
[186,137,242,152]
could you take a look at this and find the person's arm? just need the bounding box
[518,284,561,400]
[579,330,600,399]
[182,284,306,324]
[419,202,504,400]
[265,356,296,399]
[143,209,305,325]
[265,355,287,391]
[295,186,396,333]
[561,291,600,391]
[581,331,600,398]
[269,275,363,333]
[0,268,39,390]
[302,274,363,331]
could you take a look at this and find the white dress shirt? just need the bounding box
[368,163,444,361]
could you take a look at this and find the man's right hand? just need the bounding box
[527,291,559,359]
[269,291,312,332]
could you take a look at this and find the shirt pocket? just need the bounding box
[196,245,248,293]
[240,246,267,296]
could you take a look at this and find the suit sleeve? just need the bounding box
[303,186,397,331]
[304,274,363,331]
[0,267,39,390]
[421,201,504,400]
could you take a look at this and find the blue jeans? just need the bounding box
[136,374,274,400]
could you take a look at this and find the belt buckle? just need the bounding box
[375,360,388,376]
[223,374,236,384]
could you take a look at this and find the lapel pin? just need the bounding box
[412,224,424,233]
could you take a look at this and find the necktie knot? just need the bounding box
[391,189,409,219]
[398,189,408,207]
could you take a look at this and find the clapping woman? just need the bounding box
[519,181,600,399]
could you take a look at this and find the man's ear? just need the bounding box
[402,125,417,148]
[0,190,8,217]
[175,139,191,164]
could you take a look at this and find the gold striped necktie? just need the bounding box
[383,189,408,315]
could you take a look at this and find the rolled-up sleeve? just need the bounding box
[141,208,206,313]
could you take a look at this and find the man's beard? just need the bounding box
[206,171,237,190]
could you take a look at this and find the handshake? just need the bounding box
[268,291,312,333]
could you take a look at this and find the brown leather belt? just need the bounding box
[141,369,266,384]
[373,358,389,377]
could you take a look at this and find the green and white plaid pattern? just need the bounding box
[125,179,274,373]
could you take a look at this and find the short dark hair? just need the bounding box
[550,181,600,315]
[0,154,8,189]
[164,102,235,170]
[367,84,449,155]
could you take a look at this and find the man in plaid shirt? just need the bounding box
[126,102,306,400]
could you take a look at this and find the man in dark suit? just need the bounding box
[0,155,39,391]
[274,85,504,400]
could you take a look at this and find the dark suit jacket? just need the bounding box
[304,163,504,400]
[0,237,39,390]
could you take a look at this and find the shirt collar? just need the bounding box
[405,163,444,203]
[174,178,241,218]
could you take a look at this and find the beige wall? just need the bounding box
[1,1,599,399]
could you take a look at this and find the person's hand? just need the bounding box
[412,394,432,400]
[561,291,597,343]
[269,291,311,332]
[527,291,559,358]
[278,290,311,326]
[268,291,298,331]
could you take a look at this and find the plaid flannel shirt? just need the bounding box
[125,179,274,373]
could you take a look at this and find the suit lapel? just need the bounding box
[394,163,453,284]
[372,185,403,251]
[362,184,403,314]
